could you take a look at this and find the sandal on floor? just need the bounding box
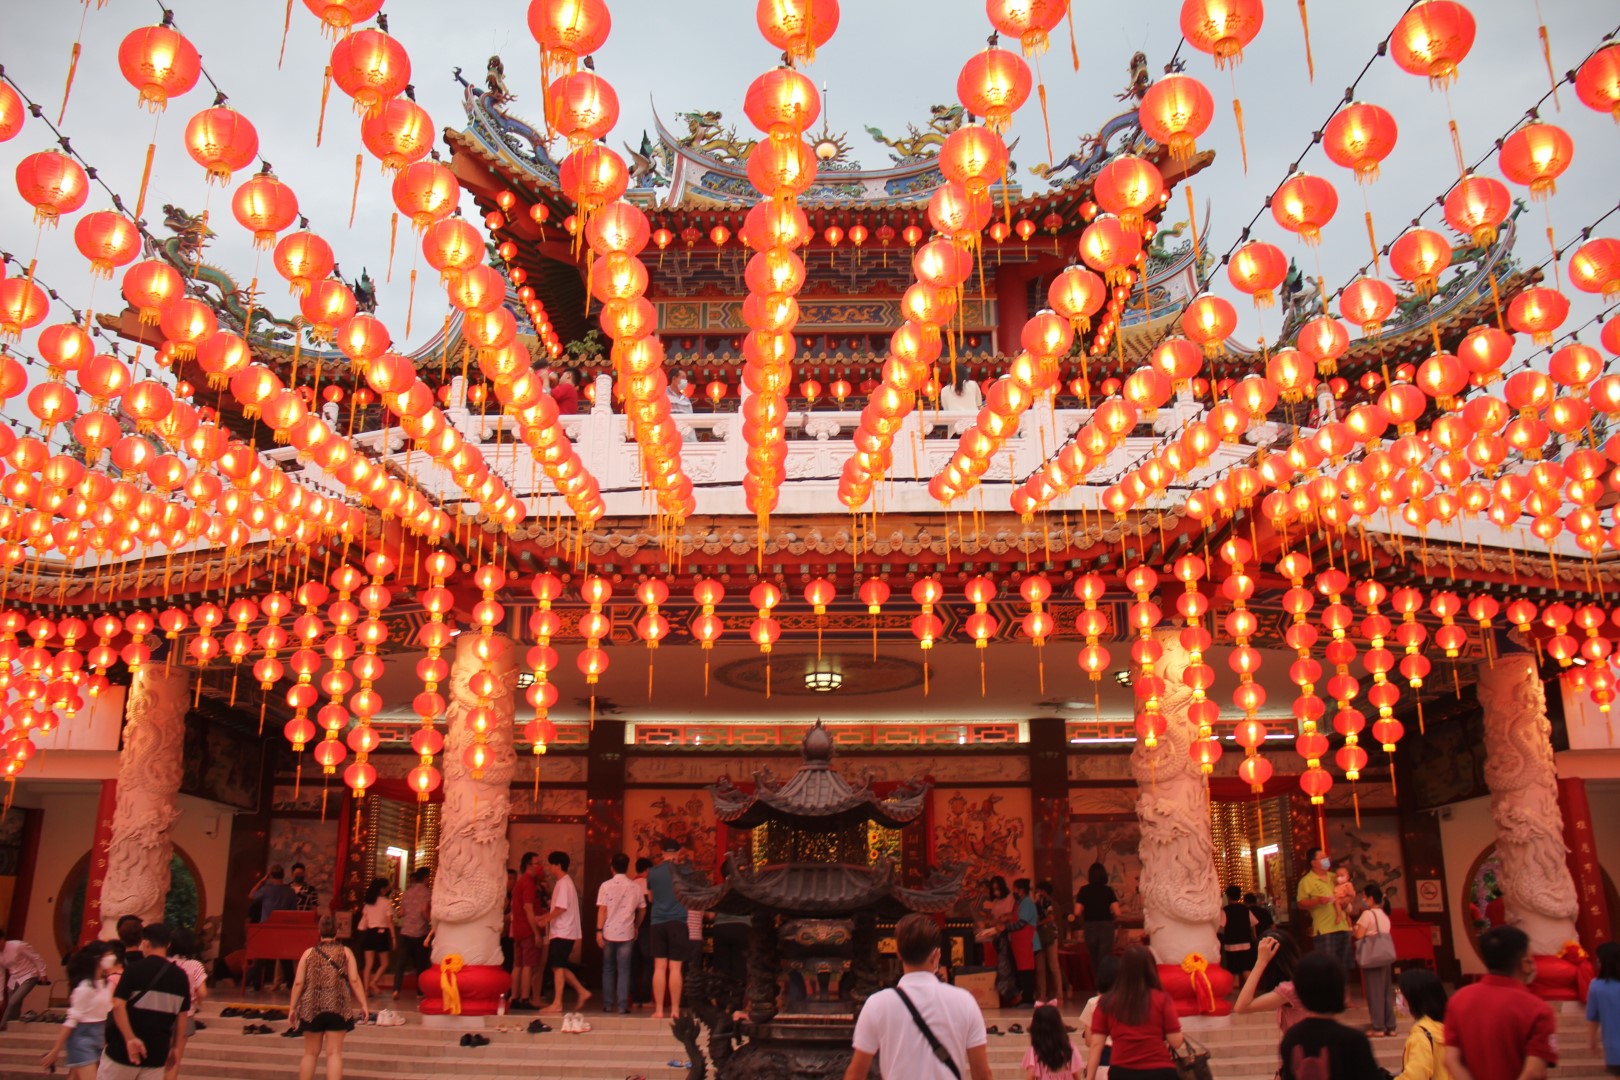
[1008,1024,1024,1035]
[527,1019,551,1033]
[985,1026,1003,1036]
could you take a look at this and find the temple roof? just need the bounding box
[673,856,965,917]
[710,721,930,829]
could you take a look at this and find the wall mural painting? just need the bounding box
[507,822,587,876]
[269,818,340,903]
[625,789,718,871]
[508,787,589,818]
[1070,818,1143,920]
[1325,814,1407,910]
[931,787,1033,915]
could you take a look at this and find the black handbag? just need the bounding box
[1171,1035,1213,1080]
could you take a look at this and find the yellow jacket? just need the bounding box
[1396,1016,1450,1080]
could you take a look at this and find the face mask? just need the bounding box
[1318,858,1332,871]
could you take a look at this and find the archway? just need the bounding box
[54,846,205,959]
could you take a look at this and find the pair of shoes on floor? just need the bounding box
[560,1012,593,1033]
[666,1060,693,1069]
[280,1027,300,1038]
[526,1018,552,1034]
[508,998,537,1011]
[459,1032,492,1047]
[373,1009,406,1027]
[242,1022,276,1035]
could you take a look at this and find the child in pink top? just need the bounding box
[1021,1003,1085,1080]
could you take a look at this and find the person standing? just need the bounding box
[1277,953,1383,1080]
[549,368,579,416]
[1353,883,1397,1037]
[1081,945,1185,1080]
[249,865,299,992]
[355,876,396,996]
[164,928,206,1080]
[101,923,191,1080]
[288,863,320,912]
[288,915,368,1080]
[1234,932,1308,1034]
[501,868,517,973]
[1073,863,1120,981]
[0,927,47,1030]
[510,852,544,1009]
[1443,926,1557,1080]
[41,942,115,1079]
[646,839,690,1020]
[595,853,644,1016]
[1011,878,1042,1007]
[844,913,992,1080]
[1588,942,1620,1077]
[1034,880,1066,1004]
[1220,884,1260,980]
[536,851,591,1014]
[1296,847,1353,976]
[1394,968,1450,1080]
[630,857,655,1009]
[392,867,432,1000]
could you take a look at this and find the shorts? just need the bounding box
[297,1010,356,1033]
[515,936,543,968]
[359,928,391,954]
[546,937,578,971]
[649,921,689,961]
[96,1054,166,1079]
[66,1021,104,1068]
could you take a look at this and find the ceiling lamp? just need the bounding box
[804,669,843,693]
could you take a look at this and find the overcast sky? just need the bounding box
[0,1,1614,388]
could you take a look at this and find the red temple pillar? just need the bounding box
[1558,777,1612,951]
[83,780,118,946]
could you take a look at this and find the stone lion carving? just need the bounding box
[431,632,521,965]
[100,668,188,933]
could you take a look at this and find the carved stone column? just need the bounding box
[430,630,520,967]
[1477,653,1580,955]
[97,665,188,937]
[1131,630,1223,965]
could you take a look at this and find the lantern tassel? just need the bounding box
[1297,0,1315,81]
[59,41,82,125]
[134,140,157,226]
[386,213,398,282]
[1066,2,1080,71]
[923,658,929,697]
[1536,3,1560,109]
[1233,96,1249,173]
[703,654,711,696]
[278,0,295,68]
[316,65,332,147]
[1364,210,1380,275]
[1036,70,1055,167]
[349,154,362,228]
[406,268,417,338]
[1352,786,1361,827]
[1316,805,1326,852]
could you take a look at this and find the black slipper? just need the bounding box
[986,1025,1003,1036]
[1009,1024,1025,1035]
[527,1019,551,1033]
[460,1033,473,1046]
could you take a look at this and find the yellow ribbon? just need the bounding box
[1560,939,1588,964]
[440,954,465,1016]
[1181,952,1215,1013]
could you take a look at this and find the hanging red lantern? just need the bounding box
[1138,74,1215,162]
[1271,173,1337,245]
[232,168,299,248]
[1322,101,1398,182]
[1389,228,1452,296]
[1227,241,1287,307]
[15,151,88,227]
[73,211,140,279]
[938,125,1008,198]
[1048,264,1106,331]
[1498,122,1574,200]
[1576,43,1620,122]
[391,161,459,231]
[956,47,1031,133]
[528,0,611,80]
[183,106,259,185]
[1179,0,1264,67]
[273,231,336,296]
[744,67,821,140]
[1339,277,1397,335]
[1181,296,1237,357]
[121,260,184,325]
[756,0,839,64]
[159,297,218,360]
[986,0,1069,55]
[360,98,434,171]
[1390,0,1476,87]
[0,83,21,142]
[547,71,619,147]
[1443,173,1511,247]
[1507,286,1570,345]
[330,27,409,115]
[1092,155,1164,232]
[303,0,384,37]
[117,24,201,110]
[1570,237,1620,301]
[1079,214,1143,286]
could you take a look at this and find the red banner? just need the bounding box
[1558,777,1611,950]
[80,779,118,946]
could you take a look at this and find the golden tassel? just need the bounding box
[1448,118,1464,178]
[316,65,332,147]
[1036,80,1054,168]
[405,268,417,337]
[134,141,156,225]
[278,0,295,68]
[1297,0,1315,81]
[1536,3,1560,109]
[1066,2,1080,71]
[386,212,398,282]
[348,153,361,228]
[59,42,82,125]
[1233,96,1249,173]
[1364,210,1379,275]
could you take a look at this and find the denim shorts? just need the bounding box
[65,1020,104,1068]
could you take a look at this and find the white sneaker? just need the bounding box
[575,1014,592,1033]
[563,1013,580,1034]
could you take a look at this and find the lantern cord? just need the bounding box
[1297,1,1315,82]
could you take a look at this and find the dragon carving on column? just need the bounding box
[430,631,520,966]
[99,666,189,934]
[1129,630,1223,964]
[1476,653,1580,955]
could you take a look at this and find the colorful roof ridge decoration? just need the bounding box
[709,720,930,828]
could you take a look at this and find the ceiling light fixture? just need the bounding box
[804,669,843,692]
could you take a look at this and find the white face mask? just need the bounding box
[1318,857,1332,871]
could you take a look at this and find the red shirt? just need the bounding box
[551,382,578,416]
[1444,974,1558,1080]
[511,872,539,937]
[1091,989,1181,1068]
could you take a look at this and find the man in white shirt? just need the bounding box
[845,914,992,1080]
[536,850,593,1014]
[595,852,646,1015]
[0,929,47,1030]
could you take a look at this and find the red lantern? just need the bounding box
[1048,264,1106,331]
[73,211,140,279]
[303,0,384,37]
[330,27,409,115]
[559,145,630,212]
[1181,296,1237,357]
[0,83,21,142]
[15,151,88,227]
[159,298,218,361]
[1227,241,1287,307]
[938,126,1008,198]
[1079,214,1143,286]
[1498,122,1574,200]
[1570,237,1620,302]
[956,47,1031,133]
[360,98,434,171]
[756,0,839,64]
[183,106,259,185]
[1443,173,1511,247]
[1508,286,1570,345]
[273,231,336,296]
[1092,155,1163,232]
[121,260,184,325]
[1180,0,1264,67]
[1138,74,1214,161]
[1323,101,1398,183]
[1339,277,1397,335]
[744,67,821,140]
[1576,43,1620,122]
[547,71,619,147]
[1390,0,1476,87]
[1271,173,1337,245]
[117,24,201,110]
[986,0,1069,55]
[391,161,459,231]
[1389,228,1452,296]
[232,169,299,249]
